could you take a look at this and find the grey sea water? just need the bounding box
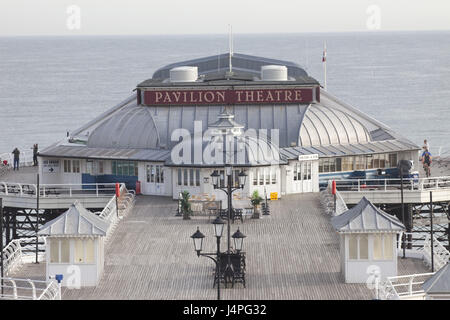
[0,31,449,155]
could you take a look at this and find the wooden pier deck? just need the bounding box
[10,193,428,300]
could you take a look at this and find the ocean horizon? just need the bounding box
[1,31,449,156]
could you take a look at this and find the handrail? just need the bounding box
[378,272,435,300]
[334,176,450,193]
[0,181,122,198]
[423,234,450,271]
[0,277,60,300]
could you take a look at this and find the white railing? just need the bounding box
[1,237,46,276]
[320,180,348,216]
[334,176,450,193]
[0,277,61,300]
[423,235,450,271]
[0,181,119,198]
[378,273,435,300]
[0,150,34,168]
[95,184,135,243]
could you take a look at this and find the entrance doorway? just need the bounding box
[292,161,313,193]
[143,163,165,195]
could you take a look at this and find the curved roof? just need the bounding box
[87,104,160,149]
[299,104,370,147]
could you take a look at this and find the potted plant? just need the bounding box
[250,190,263,219]
[180,190,192,220]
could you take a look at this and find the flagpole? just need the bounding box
[323,41,327,91]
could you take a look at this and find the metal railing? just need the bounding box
[1,237,46,276]
[0,181,120,198]
[0,150,34,167]
[423,234,450,271]
[320,180,348,216]
[377,272,434,300]
[334,176,450,193]
[0,277,61,300]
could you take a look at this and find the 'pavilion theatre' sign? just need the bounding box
[140,87,319,106]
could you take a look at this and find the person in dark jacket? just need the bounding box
[32,144,38,166]
[12,147,20,171]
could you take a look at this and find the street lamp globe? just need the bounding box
[238,170,247,189]
[210,170,220,189]
[212,216,226,238]
[191,227,205,256]
[232,228,246,252]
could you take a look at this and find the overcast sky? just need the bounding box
[1,0,450,36]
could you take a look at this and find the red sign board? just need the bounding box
[142,88,316,106]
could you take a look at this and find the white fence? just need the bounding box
[0,181,118,198]
[0,277,61,300]
[377,273,435,300]
[0,184,136,300]
[320,180,348,216]
[334,176,450,193]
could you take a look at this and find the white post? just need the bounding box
[358,179,360,192]
[323,41,327,91]
[96,184,99,197]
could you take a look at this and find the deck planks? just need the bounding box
[10,193,428,300]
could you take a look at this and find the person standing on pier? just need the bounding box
[32,144,38,166]
[12,147,20,171]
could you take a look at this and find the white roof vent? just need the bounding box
[261,65,288,81]
[169,66,198,82]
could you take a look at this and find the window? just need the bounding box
[373,235,383,260]
[156,166,161,183]
[348,235,369,260]
[355,156,365,170]
[74,239,95,264]
[335,158,342,172]
[72,160,80,173]
[178,169,182,186]
[329,158,336,172]
[388,153,397,169]
[359,235,369,259]
[150,165,155,182]
[64,160,71,173]
[112,161,138,176]
[265,168,270,185]
[98,161,104,174]
[50,238,70,263]
[271,170,276,184]
[253,170,258,185]
[189,169,194,186]
[374,234,394,260]
[195,170,200,186]
[342,157,354,171]
[349,236,358,260]
[259,169,264,185]
[319,159,324,173]
[366,155,374,169]
[184,169,188,186]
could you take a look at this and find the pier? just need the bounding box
[5,193,427,300]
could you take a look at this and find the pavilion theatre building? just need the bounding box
[38,53,420,202]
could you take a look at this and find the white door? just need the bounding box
[292,161,313,193]
[143,164,165,195]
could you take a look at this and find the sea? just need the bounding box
[0,31,450,156]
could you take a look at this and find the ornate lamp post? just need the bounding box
[191,215,246,300]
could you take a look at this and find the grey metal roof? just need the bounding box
[40,54,420,162]
[38,201,109,236]
[39,144,171,162]
[150,53,310,80]
[281,139,418,159]
[331,197,405,233]
[422,263,450,294]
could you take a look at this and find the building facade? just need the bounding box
[38,53,420,201]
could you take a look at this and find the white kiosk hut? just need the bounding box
[422,263,450,300]
[331,197,405,283]
[38,201,109,287]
